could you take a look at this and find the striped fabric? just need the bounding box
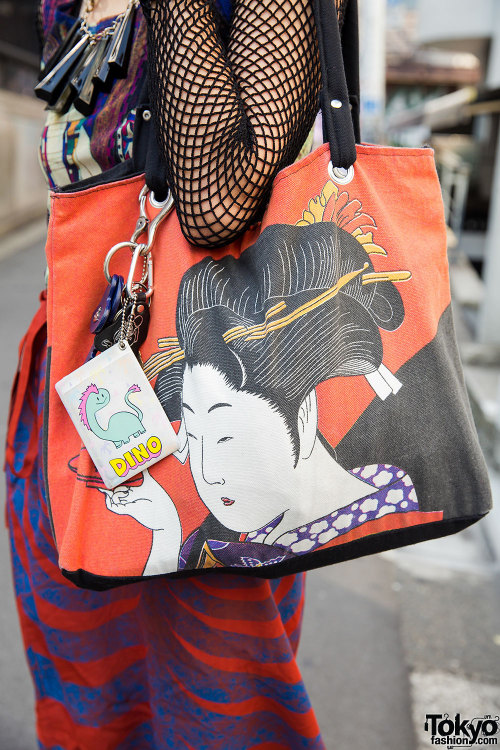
[5,1,325,745]
[5,310,325,748]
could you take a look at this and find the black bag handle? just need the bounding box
[314,0,358,168]
[139,0,359,197]
[341,0,361,143]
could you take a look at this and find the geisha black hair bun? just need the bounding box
[155,222,405,449]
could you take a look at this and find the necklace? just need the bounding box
[35,0,139,117]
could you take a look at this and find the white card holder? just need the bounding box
[55,341,179,489]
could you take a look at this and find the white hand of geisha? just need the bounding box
[101,470,183,576]
[102,469,181,532]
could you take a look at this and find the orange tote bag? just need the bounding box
[43,0,491,588]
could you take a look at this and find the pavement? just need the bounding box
[0,226,499,750]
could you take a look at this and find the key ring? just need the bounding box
[104,241,137,283]
[104,240,150,293]
[103,187,174,291]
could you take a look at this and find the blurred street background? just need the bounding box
[1,0,500,748]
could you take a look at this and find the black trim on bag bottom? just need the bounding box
[42,345,57,546]
[61,514,486,591]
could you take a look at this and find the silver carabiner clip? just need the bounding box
[144,190,174,251]
[131,185,149,244]
[131,186,173,249]
[126,243,154,299]
[103,187,173,293]
[127,190,172,298]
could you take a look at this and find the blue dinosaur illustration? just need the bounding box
[79,384,146,448]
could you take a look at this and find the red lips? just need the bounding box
[222,498,235,506]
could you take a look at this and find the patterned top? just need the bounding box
[38,0,233,188]
[179,464,419,569]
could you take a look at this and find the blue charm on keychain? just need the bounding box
[90,274,124,333]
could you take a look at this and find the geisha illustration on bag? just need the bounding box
[65,177,445,576]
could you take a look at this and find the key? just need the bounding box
[127,293,151,355]
[93,291,150,356]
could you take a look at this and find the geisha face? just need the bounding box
[181,363,299,532]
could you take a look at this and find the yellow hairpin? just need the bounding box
[222,264,370,345]
[362,270,412,285]
[143,339,185,381]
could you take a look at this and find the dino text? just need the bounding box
[109,436,163,478]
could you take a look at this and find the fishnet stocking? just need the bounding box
[141,0,349,247]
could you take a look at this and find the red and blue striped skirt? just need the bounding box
[5,297,324,750]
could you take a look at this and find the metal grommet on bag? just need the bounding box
[328,163,355,185]
[330,99,343,109]
[142,109,152,121]
[149,191,171,209]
